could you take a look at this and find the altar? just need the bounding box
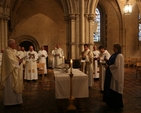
[54,69,89,99]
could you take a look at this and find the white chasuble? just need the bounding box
[24,51,38,80]
[52,48,64,67]
[1,47,23,105]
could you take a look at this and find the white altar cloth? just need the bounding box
[54,69,89,99]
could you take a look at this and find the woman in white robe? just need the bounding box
[103,44,124,109]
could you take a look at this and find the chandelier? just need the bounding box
[124,0,132,15]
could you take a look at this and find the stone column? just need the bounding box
[4,16,9,47]
[69,14,76,59]
[88,14,95,50]
[0,15,5,50]
[79,0,85,52]
[85,14,89,44]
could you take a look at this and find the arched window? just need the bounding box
[93,8,100,42]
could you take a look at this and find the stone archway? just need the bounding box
[15,35,40,51]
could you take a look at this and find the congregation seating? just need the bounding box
[135,62,141,79]
[124,57,141,67]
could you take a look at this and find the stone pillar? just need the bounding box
[79,0,85,52]
[85,14,89,44]
[69,14,76,59]
[4,16,9,47]
[0,15,5,50]
[88,14,95,50]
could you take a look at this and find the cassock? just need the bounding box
[103,53,124,109]
[52,48,64,67]
[81,49,94,87]
[93,50,100,78]
[1,47,23,105]
[99,50,110,91]
[24,50,38,80]
[38,50,48,74]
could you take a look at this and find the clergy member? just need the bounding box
[103,44,124,109]
[38,46,48,74]
[81,44,94,88]
[1,39,23,105]
[24,46,38,80]
[98,45,111,91]
[52,43,64,67]
[16,45,25,92]
[93,45,100,78]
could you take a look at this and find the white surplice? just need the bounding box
[99,50,111,91]
[81,49,94,87]
[1,47,23,105]
[93,50,100,78]
[24,50,38,80]
[52,48,64,67]
[38,50,48,74]
[109,54,124,94]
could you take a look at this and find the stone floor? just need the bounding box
[0,67,141,113]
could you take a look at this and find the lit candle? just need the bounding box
[62,56,64,63]
[70,59,73,73]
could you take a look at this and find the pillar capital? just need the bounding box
[88,14,95,21]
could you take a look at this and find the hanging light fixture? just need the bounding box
[124,0,132,15]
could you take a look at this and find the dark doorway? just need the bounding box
[20,41,34,51]
[44,45,48,68]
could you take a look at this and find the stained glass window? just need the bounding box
[93,8,100,42]
[139,14,141,41]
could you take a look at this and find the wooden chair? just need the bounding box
[37,63,45,80]
[135,62,141,79]
[124,57,131,67]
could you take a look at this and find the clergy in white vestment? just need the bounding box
[24,46,38,80]
[80,44,94,87]
[0,39,23,105]
[16,46,25,91]
[38,46,48,74]
[103,44,124,109]
[93,45,100,78]
[0,49,4,78]
[21,46,27,67]
[52,43,64,68]
[98,45,111,91]
[51,47,56,68]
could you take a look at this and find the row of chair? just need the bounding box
[124,57,141,67]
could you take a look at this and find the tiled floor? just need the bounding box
[0,67,141,113]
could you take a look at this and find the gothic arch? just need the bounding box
[15,35,40,51]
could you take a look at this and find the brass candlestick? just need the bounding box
[67,72,76,110]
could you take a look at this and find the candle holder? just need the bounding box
[67,72,76,110]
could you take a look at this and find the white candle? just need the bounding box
[70,59,73,73]
[62,56,64,63]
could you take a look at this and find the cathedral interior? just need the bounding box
[0,0,141,113]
